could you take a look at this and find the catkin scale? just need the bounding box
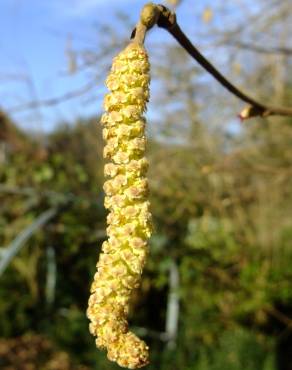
[87,43,152,369]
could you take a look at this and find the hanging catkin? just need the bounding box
[87,42,152,369]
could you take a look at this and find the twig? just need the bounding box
[0,184,104,207]
[134,3,292,120]
[165,260,180,349]
[45,246,57,307]
[265,306,292,328]
[132,326,170,341]
[0,208,57,277]
[7,80,97,113]
[131,3,160,45]
[226,40,292,56]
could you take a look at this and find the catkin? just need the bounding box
[87,42,152,369]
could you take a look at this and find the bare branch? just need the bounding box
[0,208,57,277]
[7,80,98,114]
[153,4,292,120]
[226,40,292,56]
[0,184,99,204]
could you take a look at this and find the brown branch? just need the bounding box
[265,306,292,328]
[7,81,97,114]
[226,40,292,56]
[154,4,292,120]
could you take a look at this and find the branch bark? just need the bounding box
[133,3,292,120]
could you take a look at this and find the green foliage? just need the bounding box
[0,110,291,369]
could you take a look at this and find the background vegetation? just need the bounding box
[0,0,291,369]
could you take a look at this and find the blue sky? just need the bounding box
[0,0,255,132]
[0,0,148,130]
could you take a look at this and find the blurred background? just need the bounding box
[0,0,292,369]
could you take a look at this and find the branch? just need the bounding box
[0,184,104,206]
[7,80,97,114]
[226,40,292,56]
[141,4,292,120]
[265,306,292,328]
[165,260,180,349]
[0,208,57,277]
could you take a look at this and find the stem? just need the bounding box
[0,208,58,277]
[132,21,148,45]
[152,4,292,120]
[132,3,160,45]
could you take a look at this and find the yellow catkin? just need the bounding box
[87,42,152,369]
